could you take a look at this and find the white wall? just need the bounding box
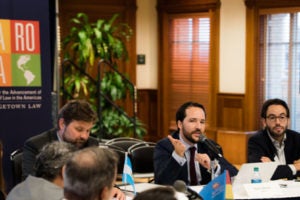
[136,0,158,89]
[219,0,246,93]
[136,0,246,93]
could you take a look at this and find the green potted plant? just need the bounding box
[61,12,146,139]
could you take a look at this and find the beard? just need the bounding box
[61,130,86,148]
[266,125,287,140]
[182,126,202,144]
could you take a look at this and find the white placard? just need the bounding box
[243,182,283,198]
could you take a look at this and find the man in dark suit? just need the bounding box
[22,99,99,179]
[154,101,238,186]
[22,99,126,200]
[248,98,300,180]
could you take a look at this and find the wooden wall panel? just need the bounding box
[137,89,158,142]
[217,93,245,130]
[217,130,256,165]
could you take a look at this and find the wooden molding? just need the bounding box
[244,0,300,8]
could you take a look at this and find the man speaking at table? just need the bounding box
[154,101,238,186]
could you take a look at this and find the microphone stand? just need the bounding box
[210,160,215,180]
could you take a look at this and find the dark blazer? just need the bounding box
[154,131,238,186]
[22,128,99,179]
[248,128,300,179]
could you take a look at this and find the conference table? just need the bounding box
[118,180,300,200]
[232,179,300,199]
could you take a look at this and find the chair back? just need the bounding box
[98,144,125,175]
[105,137,143,144]
[10,149,23,186]
[106,140,143,152]
[128,142,156,176]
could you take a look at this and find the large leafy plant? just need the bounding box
[61,13,146,138]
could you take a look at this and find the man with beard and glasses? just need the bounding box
[22,99,125,199]
[248,98,300,180]
[154,101,238,186]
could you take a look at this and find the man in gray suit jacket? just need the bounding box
[7,141,76,200]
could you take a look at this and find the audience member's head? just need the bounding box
[57,99,98,148]
[34,141,76,185]
[6,141,76,200]
[63,146,118,200]
[133,187,181,200]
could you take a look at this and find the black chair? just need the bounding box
[106,140,143,152]
[105,137,143,144]
[10,149,23,186]
[128,141,156,152]
[98,143,124,152]
[98,144,125,177]
[128,142,156,182]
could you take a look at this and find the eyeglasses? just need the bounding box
[266,115,288,123]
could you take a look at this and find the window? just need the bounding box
[157,0,220,135]
[259,10,300,131]
[169,14,210,128]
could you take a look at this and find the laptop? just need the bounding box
[232,162,279,198]
[233,162,278,185]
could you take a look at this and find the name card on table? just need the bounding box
[243,182,283,198]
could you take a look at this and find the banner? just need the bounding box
[0,0,55,192]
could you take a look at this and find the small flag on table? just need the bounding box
[225,170,234,199]
[122,152,136,194]
[199,170,227,200]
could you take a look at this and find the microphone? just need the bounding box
[173,180,203,200]
[200,135,222,158]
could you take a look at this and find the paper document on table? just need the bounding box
[243,182,283,198]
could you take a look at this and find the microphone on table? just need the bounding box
[173,180,203,200]
[200,135,222,158]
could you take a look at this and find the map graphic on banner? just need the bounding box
[0,19,42,110]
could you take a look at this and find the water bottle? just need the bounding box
[251,167,262,183]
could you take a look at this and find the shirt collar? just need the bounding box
[179,133,197,152]
[56,131,63,142]
[267,129,286,147]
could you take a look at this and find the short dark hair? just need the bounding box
[34,141,76,181]
[63,147,118,200]
[133,187,177,200]
[176,101,206,123]
[260,98,290,118]
[57,99,97,129]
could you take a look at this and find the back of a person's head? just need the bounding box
[57,99,97,128]
[133,187,178,200]
[34,141,76,181]
[63,146,118,200]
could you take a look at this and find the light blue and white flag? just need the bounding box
[122,152,136,194]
